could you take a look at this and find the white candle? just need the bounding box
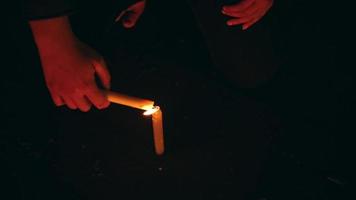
[147,107,164,155]
[105,91,154,111]
[105,91,165,156]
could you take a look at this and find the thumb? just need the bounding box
[92,57,111,90]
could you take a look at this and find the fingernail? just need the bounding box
[99,101,110,110]
[104,101,110,109]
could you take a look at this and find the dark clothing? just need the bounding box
[23,0,138,20]
[144,0,278,88]
[190,0,278,88]
[23,0,76,19]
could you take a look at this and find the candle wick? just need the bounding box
[143,106,160,116]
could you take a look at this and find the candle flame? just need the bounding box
[141,105,155,111]
[143,106,160,116]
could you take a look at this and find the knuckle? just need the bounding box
[65,89,77,97]
[82,81,95,92]
[84,70,95,80]
[72,87,83,95]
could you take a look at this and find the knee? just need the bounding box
[216,60,279,89]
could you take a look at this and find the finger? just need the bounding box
[222,2,258,18]
[227,15,255,26]
[223,0,255,12]
[50,93,65,106]
[122,12,140,28]
[63,97,78,110]
[127,0,146,12]
[85,83,110,110]
[242,16,261,30]
[222,9,245,18]
[92,58,111,90]
[73,94,92,112]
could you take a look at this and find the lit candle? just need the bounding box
[104,91,154,111]
[105,91,165,156]
[144,106,164,155]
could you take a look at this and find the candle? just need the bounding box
[105,91,165,156]
[145,106,165,155]
[104,91,154,111]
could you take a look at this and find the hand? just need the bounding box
[30,17,111,112]
[42,39,111,112]
[115,0,146,28]
[222,0,274,30]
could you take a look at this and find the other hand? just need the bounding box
[222,0,273,30]
[115,0,146,28]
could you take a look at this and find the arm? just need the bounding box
[28,0,146,111]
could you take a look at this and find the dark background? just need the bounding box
[1,0,354,199]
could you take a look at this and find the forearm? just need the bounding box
[29,16,76,56]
